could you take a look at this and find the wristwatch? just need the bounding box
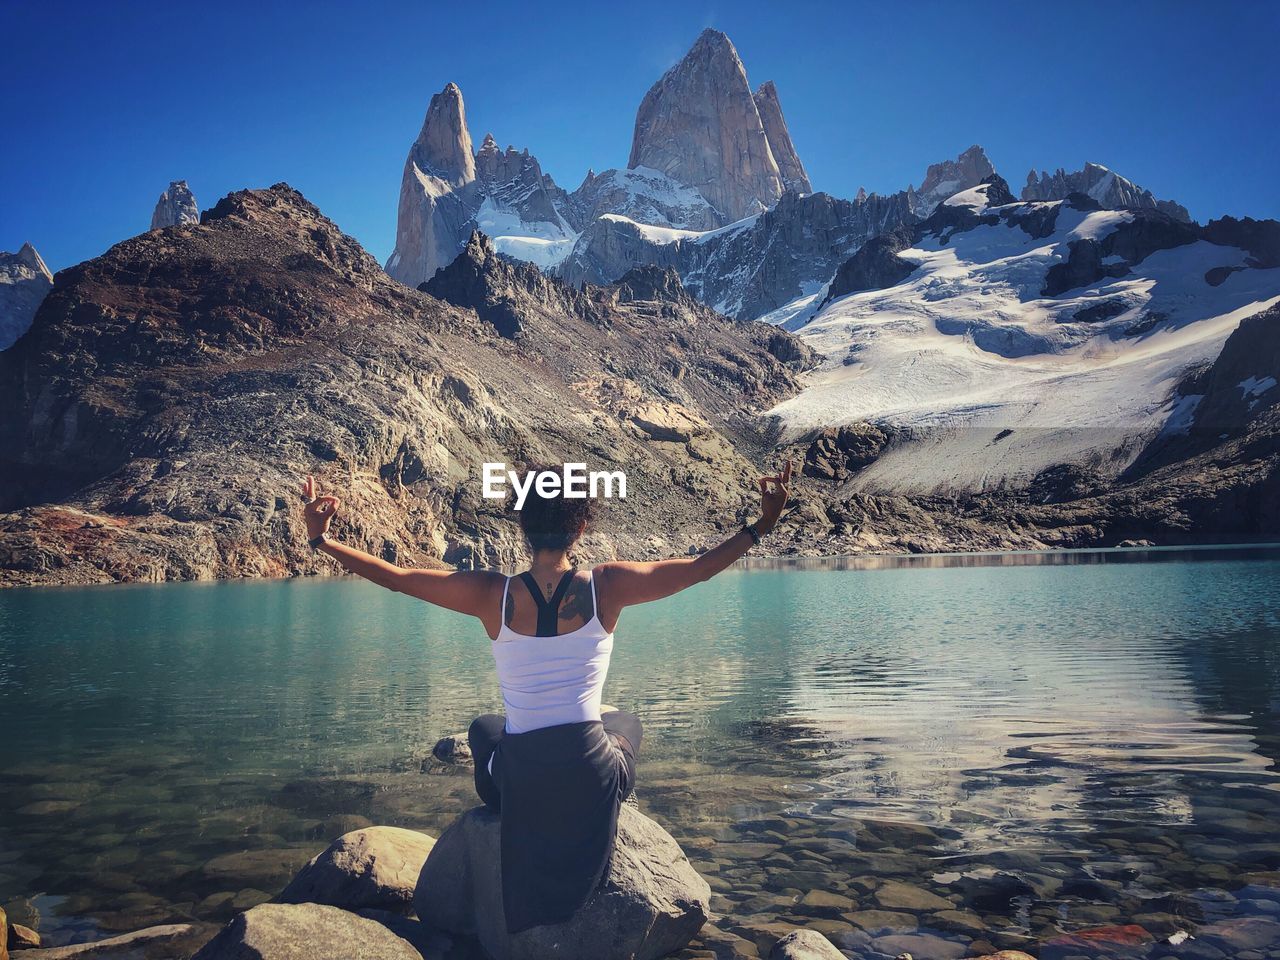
[309,533,327,550]
[743,523,762,545]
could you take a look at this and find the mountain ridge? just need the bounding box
[0,184,813,586]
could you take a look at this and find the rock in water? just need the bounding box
[20,924,215,958]
[628,29,785,224]
[193,903,419,960]
[276,826,436,914]
[8,921,40,949]
[414,804,711,960]
[150,180,200,230]
[0,243,53,351]
[769,929,846,959]
[431,733,472,763]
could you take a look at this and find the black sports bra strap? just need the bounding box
[519,569,577,636]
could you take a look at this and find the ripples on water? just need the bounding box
[1,545,1279,955]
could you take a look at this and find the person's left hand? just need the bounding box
[757,459,792,533]
[301,475,340,540]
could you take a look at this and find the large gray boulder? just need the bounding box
[192,903,419,960]
[276,826,436,914]
[415,804,711,960]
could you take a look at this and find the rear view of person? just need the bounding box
[299,461,791,931]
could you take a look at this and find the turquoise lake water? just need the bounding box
[1,546,1279,956]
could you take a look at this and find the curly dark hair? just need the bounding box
[515,464,597,552]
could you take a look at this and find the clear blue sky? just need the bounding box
[4,0,1278,272]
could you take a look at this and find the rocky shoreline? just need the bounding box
[3,732,1279,960]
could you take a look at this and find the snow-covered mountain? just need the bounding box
[0,243,53,351]
[384,25,1253,403]
[386,30,814,288]
[771,179,1280,494]
[1023,162,1189,221]
[910,145,996,217]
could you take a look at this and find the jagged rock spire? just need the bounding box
[1,242,54,350]
[150,180,200,230]
[1022,162,1190,221]
[912,146,996,215]
[754,80,811,194]
[628,29,788,223]
[386,83,481,286]
[407,82,475,189]
[16,242,51,278]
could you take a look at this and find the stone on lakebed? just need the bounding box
[414,803,711,960]
[768,928,846,959]
[192,903,419,960]
[430,734,472,764]
[8,922,40,949]
[16,924,216,958]
[276,825,435,914]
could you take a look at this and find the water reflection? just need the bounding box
[1,547,1279,954]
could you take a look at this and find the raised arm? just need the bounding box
[301,476,500,624]
[595,460,791,630]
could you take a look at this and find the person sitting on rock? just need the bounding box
[299,460,791,932]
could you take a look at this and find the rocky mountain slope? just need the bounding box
[150,180,200,230]
[4,179,1275,586]
[0,242,53,350]
[0,185,811,586]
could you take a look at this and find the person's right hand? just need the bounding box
[301,475,340,540]
[756,459,792,533]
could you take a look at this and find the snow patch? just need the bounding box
[756,282,830,330]
[492,235,577,269]
[942,183,994,210]
[475,196,574,243]
[1239,375,1277,402]
[1160,394,1202,436]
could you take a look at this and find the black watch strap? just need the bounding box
[744,523,761,545]
[309,533,327,550]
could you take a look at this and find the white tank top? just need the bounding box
[491,570,615,735]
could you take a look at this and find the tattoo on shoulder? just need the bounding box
[558,573,594,627]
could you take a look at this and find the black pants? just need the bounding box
[468,711,643,812]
